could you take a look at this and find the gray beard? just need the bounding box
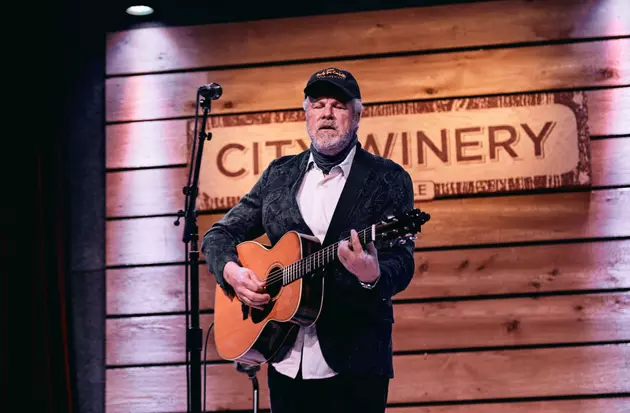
[308,128,356,156]
[309,132,358,174]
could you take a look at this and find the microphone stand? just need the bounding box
[235,362,261,413]
[176,92,214,413]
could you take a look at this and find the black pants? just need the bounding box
[267,364,389,413]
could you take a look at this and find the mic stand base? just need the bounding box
[235,362,260,413]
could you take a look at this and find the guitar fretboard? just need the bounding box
[279,225,376,286]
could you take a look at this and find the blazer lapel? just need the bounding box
[287,151,314,236]
[322,147,373,247]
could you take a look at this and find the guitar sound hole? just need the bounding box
[250,265,283,324]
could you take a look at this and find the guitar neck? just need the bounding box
[281,225,376,286]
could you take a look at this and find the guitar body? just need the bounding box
[213,231,324,365]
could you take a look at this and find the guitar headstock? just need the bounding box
[374,208,431,248]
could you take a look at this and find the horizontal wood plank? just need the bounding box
[403,188,630,250]
[401,239,630,300]
[106,293,629,365]
[106,0,630,75]
[107,216,188,266]
[588,87,630,137]
[390,344,630,403]
[590,136,630,188]
[386,398,630,413]
[106,265,216,315]
[394,293,630,351]
[106,168,186,217]
[106,119,189,169]
[106,188,630,266]
[106,136,630,217]
[106,239,630,315]
[107,364,270,413]
[107,314,217,365]
[105,344,630,412]
[105,88,630,169]
[105,39,630,122]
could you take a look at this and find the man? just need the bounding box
[202,67,415,413]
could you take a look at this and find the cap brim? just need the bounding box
[304,80,354,101]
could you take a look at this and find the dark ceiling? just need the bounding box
[103,0,497,32]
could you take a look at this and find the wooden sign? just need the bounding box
[196,91,590,211]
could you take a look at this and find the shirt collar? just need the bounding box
[307,144,357,176]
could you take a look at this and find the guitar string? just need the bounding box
[262,227,374,287]
[262,227,370,287]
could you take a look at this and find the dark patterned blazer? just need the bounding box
[201,144,415,378]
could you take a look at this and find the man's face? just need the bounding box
[305,96,358,156]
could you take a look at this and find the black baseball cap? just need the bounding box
[304,67,361,102]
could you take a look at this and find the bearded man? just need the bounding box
[202,67,415,413]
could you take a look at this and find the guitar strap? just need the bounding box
[322,146,372,248]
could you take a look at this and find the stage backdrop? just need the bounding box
[105,1,630,412]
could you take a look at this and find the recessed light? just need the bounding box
[126,5,154,16]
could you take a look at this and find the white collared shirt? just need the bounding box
[271,145,357,379]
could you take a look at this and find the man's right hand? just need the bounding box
[223,261,271,310]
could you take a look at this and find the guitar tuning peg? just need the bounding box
[396,236,416,246]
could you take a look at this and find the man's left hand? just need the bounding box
[338,229,380,284]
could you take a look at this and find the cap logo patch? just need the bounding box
[316,68,346,79]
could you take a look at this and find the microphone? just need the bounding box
[198,83,222,100]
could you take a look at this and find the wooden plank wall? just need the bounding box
[105,1,630,412]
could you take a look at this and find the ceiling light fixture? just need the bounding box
[126,5,154,16]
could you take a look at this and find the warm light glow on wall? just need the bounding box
[602,19,629,136]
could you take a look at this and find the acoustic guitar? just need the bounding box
[213,208,431,365]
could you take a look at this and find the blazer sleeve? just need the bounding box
[201,163,271,294]
[369,167,416,300]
